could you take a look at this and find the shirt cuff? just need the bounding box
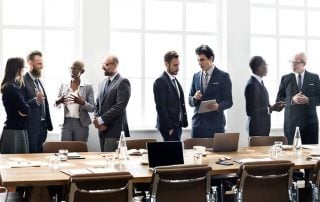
[97,117,104,125]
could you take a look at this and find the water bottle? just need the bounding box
[116,131,128,168]
[293,126,302,154]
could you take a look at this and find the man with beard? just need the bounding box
[153,50,188,141]
[93,55,131,152]
[23,50,53,153]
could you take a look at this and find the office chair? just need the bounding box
[235,160,298,202]
[125,138,157,150]
[310,160,320,202]
[248,136,288,146]
[68,172,133,202]
[183,138,214,150]
[150,164,212,202]
[42,141,88,153]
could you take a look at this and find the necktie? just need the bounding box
[298,74,302,90]
[202,72,209,93]
[103,79,111,96]
[172,78,180,98]
[261,80,264,86]
[35,79,46,119]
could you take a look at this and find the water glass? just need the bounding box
[59,149,68,161]
[274,141,283,155]
[194,152,203,164]
[105,153,115,168]
[49,156,60,170]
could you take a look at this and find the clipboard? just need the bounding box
[198,99,216,114]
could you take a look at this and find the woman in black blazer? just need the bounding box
[0,57,30,153]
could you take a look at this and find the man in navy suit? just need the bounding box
[153,51,188,141]
[189,45,233,138]
[23,50,53,153]
[245,56,284,136]
[276,52,320,144]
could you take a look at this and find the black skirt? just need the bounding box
[0,129,29,154]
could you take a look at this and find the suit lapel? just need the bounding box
[252,76,269,104]
[101,74,120,103]
[163,72,179,98]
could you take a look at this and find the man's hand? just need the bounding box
[270,101,286,112]
[97,124,107,132]
[35,91,45,103]
[292,92,309,104]
[207,103,219,111]
[193,90,202,100]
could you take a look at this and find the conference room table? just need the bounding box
[0,145,318,201]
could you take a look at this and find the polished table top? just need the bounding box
[0,146,318,187]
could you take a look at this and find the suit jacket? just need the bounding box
[244,76,270,136]
[2,81,30,130]
[23,73,53,132]
[153,72,188,135]
[55,81,95,127]
[276,71,320,144]
[188,67,233,138]
[95,74,131,138]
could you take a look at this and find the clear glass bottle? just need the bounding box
[117,131,128,162]
[293,126,302,153]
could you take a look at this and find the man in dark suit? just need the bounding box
[245,56,284,136]
[23,50,53,153]
[93,55,131,152]
[189,45,233,138]
[153,51,188,141]
[276,52,320,144]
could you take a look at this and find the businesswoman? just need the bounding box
[55,60,95,142]
[0,57,30,154]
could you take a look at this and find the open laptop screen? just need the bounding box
[147,141,184,168]
[212,133,240,152]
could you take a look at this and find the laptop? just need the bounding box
[147,141,184,169]
[212,133,240,152]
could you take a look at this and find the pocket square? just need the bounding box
[308,83,314,85]
[212,82,219,85]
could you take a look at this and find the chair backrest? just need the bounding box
[68,172,133,202]
[236,160,294,202]
[125,138,157,150]
[249,136,288,146]
[183,138,214,149]
[43,141,88,153]
[151,164,211,202]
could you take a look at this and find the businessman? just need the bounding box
[93,55,131,152]
[245,56,284,136]
[23,50,53,153]
[276,52,320,144]
[153,51,188,141]
[189,45,233,138]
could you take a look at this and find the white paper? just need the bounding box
[235,158,272,164]
[198,99,216,114]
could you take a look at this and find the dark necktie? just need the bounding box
[261,80,264,86]
[298,74,302,90]
[172,78,180,97]
[103,79,111,96]
[35,79,46,119]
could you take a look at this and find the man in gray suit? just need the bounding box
[93,55,131,152]
[276,52,320,144]
[23,50,53,153]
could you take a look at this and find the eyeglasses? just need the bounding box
[102,62,114,66]
[289,60,304,65]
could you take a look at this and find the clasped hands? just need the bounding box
[292,92,309,105]
[56,93,85,105]
[93,117,107,132]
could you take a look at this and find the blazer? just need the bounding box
[95,74,131,138]
[153,72,188,133]
[276,71,320,144]
[23,73,53,132]
[188,67,233,138]
[55,81,95,127]
[2,81,30,130]
[244,76,270,136]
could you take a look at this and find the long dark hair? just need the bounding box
[1,57,25,93]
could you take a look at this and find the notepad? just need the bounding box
[198,99,216,114]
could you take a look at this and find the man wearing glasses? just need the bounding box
[276,52,320,144]
[189,45,233,138]
[93,55,131,152]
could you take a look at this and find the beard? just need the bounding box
[31,68,41,77]
[104,71,114,76]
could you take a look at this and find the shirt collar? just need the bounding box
[252,73,263,84]
[203,66,214,76]
[28,72,40,81]
[165,71,176,80]
[107,72,119,82]
[294,70,305,78]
